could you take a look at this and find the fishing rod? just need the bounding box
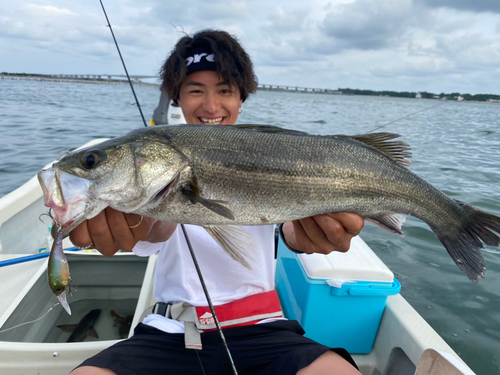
[98,0,147,128]
[98,2,239,373]
[180,225,239,374]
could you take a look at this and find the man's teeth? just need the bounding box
[200,117,223,125]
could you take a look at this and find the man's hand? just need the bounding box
[282,212,364,254]
[69,207,175,256]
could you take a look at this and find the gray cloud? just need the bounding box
[415,0,500,14]
[142,0,251,31]
[318,0,429,52]
[1,0,500,94]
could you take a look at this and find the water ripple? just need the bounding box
[2,81,500,374]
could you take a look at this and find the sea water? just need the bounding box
[1,78,499,374]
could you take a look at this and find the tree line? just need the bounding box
[338,88,500,102]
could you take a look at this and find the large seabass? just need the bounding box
[38,124,500,283]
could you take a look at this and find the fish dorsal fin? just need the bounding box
[232,124,309,135]
[350,132,413,168]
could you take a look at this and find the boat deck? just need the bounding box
[0,253,474,375]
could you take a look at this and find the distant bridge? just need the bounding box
[258,84,341,94]
[46,75,341,93]
[49,74,158,80]
[2,74,342,94]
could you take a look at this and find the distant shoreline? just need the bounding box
[2,73,499,104]
[0,74,158,86]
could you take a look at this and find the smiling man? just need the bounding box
[70,29,363,375]
[178,70,242,125]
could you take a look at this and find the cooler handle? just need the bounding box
[330,278,401,297]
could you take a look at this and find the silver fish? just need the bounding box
[38,124,500,283]
[47,224,72,315]
[57,309,101,342]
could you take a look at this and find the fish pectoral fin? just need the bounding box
[181,186,235,220]
[89,327,99,339]
[203,225,256,270]
[367,214,406,236]
[349,132,413,168]
[57,324,79,332]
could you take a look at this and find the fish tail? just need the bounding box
[436,200,500,284]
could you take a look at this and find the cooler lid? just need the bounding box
[297,235,394,283]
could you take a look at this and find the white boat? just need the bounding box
[0,101,476,374]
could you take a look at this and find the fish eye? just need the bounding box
[81,150,102,169]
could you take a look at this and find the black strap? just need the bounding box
[278,223,304,254]
[153,302,172,317]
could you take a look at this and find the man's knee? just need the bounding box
[70,366,117,375]
[296,351,361,375]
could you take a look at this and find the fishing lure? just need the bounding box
[47,222,72,315]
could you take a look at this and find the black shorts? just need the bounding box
[76,320,358,375]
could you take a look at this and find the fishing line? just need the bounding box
[0,302,60,334]
[98,0,147,128]
[98,2,238,374]
[367,101,447,133]
[195,351,208,375]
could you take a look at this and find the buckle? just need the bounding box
[153,302,172,317]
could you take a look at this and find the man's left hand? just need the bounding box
[282,212,364,254]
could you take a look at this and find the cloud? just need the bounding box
[142,0,251,32]
[24,4,77,17]
[1,0,500,94]
[318,0,428,52]
[415,0,500,14]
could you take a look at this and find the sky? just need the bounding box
[1,0,500,95]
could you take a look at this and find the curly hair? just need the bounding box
[160,29,258,102]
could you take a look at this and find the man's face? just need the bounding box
[177,70,243,125]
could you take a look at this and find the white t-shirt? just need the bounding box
[133,224,276,333]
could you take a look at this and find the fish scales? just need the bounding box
[153,125,460,226]
[38,124,500,283]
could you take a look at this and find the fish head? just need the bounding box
[38,133,189,234]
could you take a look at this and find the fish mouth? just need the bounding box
[38,167,92,231]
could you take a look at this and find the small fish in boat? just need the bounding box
[38,124,500,283]
[47,223,72,315]
[57,308,101,342]
[110,310,133,338]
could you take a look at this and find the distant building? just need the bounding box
[457,95,464,101]
[415,92,422,99]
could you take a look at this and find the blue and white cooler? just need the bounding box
[275,235,401,354]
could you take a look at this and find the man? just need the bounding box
[71,29,363,375]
